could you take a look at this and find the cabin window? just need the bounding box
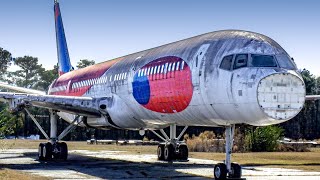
[164,63,168,73]
[250,54,277,67]
[172,62,176,71]
[153,66,156,74]
[124,73,127,79]
[176,62,180,71]
[220,55,234,70]
[168,63,172,72]
[157,65,161,74]
[151,67,154,75]
[161,65,164,73]
[234,54,248,69]
[181,61,185,70]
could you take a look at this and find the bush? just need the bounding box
[185,131,225,152]
[185,125,285,152]
[245,125,284,152]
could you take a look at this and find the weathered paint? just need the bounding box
[45,30,305,129]
[132,56,193,113]
[54,2,73,76]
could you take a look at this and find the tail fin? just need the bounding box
[54,0,73,76]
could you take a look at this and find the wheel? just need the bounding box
[38,143,45,161]
[214,163,227,180]
[178,144,188,160]
[164,144,174,161]
[59,142,68,160]
[229,163,242,178]
[43,142,52,160]
[157,144,165,160]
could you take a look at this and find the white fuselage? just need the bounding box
[49,30,305,130]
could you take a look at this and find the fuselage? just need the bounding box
[48,30,306,130]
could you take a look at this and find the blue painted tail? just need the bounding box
[54,0,73,76]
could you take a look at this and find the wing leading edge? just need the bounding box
[0,92,112,118]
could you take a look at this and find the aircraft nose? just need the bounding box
[257,73,305,120]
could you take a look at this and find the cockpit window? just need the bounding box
[234,54,248,69]
[220,55,233,70]
[250,54,277,67]
[276,54,297,70]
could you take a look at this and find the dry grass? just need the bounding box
[0,168,50,180]
[2,139,320,171]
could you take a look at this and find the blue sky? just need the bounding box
[0,0,319,76]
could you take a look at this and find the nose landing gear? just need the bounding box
[213,125,242,180]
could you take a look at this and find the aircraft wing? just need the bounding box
[0,82,46,95]
[0,92,110,118]
[305,95,320,101]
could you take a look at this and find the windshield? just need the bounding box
[250,54,277,67]
[276,54,297,70]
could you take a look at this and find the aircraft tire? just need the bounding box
[157,144,165,160]
[178,144,188,160]
[43,142,52,160]
[214,163,227,180]
[38,143,45,161]
[229,163,242,178]
[59,142,68,160]
[164,144,174,161]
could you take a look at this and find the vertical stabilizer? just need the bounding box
[54,0,73,76]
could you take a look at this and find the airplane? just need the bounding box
[1,0,319,179]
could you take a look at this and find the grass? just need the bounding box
[0,168,50,180]
[2,139,320,172]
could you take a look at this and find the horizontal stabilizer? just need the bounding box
[305,95,320,101]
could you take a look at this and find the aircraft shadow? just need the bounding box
[1,151,212,179]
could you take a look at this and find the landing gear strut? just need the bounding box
[25,108,81,161]
[213,125,242,180]
[151,124,189,161]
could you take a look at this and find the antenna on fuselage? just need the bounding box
[54,0,74,76]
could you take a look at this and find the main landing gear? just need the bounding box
[25,109,82,161]
[213,125,242,180]
[151,124,189,161]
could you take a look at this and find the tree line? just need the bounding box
[1,46,320,141]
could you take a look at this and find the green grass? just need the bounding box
[3,139,320,171]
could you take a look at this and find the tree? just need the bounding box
[0,47,12,81]
[76,59,95,69]
[0,108,23,138]
[12,56,44,88]
[36,64,59,91]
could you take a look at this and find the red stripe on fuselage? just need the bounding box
[49,58,122,96]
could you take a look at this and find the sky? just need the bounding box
[0,0,319,76]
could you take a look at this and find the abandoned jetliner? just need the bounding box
[1,0,319,179]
